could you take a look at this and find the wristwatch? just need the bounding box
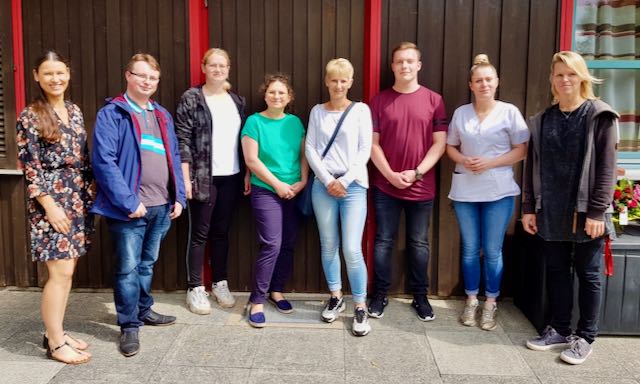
[414,167,423,181]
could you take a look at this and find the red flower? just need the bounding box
[629,200,638,208]
[614,190,622,200]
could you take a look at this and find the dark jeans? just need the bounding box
[541,238,604,343]
[249,185,300,304]
[107,204,171,330]
[187,173,242,287]
[373,188,434,296]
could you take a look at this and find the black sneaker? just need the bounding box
[412,295,435,321]
[141,309,176,326]
[368,294,388,319]
[119,329,140,357]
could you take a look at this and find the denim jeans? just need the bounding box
[540,238,603,344]
[107,204,171,330]
[312,180,368,304]
[452,196,515,298]
[249,185,299,304]
[373,188,433,296]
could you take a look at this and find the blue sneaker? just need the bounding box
[526,326,570,351]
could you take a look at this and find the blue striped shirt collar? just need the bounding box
[124,92,155,113]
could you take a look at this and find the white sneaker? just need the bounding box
[212,280,236,308]
[352,307,371,336]
[186,286,211,315]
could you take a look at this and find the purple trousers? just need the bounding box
[249,185,300,304]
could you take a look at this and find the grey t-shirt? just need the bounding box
[131,106,170,207]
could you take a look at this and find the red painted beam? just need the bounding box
[363,0,382,290]
[188,0,209,86]
[559,0,574,51]
[11,0,25,114]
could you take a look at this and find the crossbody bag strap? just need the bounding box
[321,101,356,159]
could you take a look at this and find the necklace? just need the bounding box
[560,109,573,119]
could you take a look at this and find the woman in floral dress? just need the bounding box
[16,51,93,364]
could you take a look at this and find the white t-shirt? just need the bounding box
[205,93,242,176]
[447,101,530,202]
[305,102,373,188]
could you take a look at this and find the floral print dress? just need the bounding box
[16,102,94,262]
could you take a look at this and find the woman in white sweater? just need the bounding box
[305,58,372,336]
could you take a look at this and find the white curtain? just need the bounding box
[574,0,639,151]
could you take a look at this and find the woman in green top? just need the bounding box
[241,73,308,327]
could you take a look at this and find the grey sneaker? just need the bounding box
[560,336,592,365]
[352,307,371,336]
[212,280,236,308]
[460,299,479,326]
[480,302,497,331]
[526,326,570,351]
[186,286,211,315]
[321,296,345,323]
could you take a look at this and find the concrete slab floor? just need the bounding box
[0,288,638,384]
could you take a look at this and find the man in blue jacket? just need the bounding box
[92,53,186,357]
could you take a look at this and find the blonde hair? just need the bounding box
[325,58,354,80]
[201,48,232,91]
[469,54,497,78]
[125,53,161,74]
[550,51,601,102]
[391,42,421,61]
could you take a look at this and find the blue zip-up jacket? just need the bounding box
[91,94,187,221]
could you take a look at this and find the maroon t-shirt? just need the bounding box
[370,86,448,201]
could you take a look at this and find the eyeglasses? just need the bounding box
[206,64,229,69]
[129,71,160,83]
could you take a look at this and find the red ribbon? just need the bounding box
[604,235,614,276]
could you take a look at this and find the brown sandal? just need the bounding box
[45,341,91,365]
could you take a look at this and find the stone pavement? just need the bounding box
[0,288,639,384]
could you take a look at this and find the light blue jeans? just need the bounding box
[452,196,515,298]
[312,180,368,304]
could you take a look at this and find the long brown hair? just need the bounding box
[29,51,70,143]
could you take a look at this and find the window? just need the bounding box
[571,0,640,174]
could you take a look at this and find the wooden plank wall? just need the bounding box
[19,0,190,289]
[0,0,32,288]
[207,0,366,292]
[381,0,560,296]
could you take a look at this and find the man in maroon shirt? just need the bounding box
[368,42,448,321]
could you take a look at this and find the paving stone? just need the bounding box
[0,361,62,384]
[441,374,541,383]
[64,292,118,323]
[597,336,640,380]
[248,369,344,384]
[344,329,438,376]
[75,323,185,365]
[146,292,238,325]
[252,328,344,371]
[347,369,443,384]
[0,325,54,362]
[495,301,538,333]
[537,377,640,384]
[0,290,41,317]
[428,330,534,376]
[508,332,636,380]
[47,363,154,383]
[148,366,251,384]
[162,325,260,368]
[0,315,35,345]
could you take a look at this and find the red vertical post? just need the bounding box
[12,0,25,114]
[363,0,382,290]
[188,0,211,286]
[559,0,574,51]
[189,0,209,87]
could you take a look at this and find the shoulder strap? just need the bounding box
[321,102,356,159]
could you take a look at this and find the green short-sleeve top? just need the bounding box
[241,112,305,193]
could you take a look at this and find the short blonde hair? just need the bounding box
[325,58,354,80]
[550,51,601,102]
[125,53,160,74]
[391,42,421,62]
